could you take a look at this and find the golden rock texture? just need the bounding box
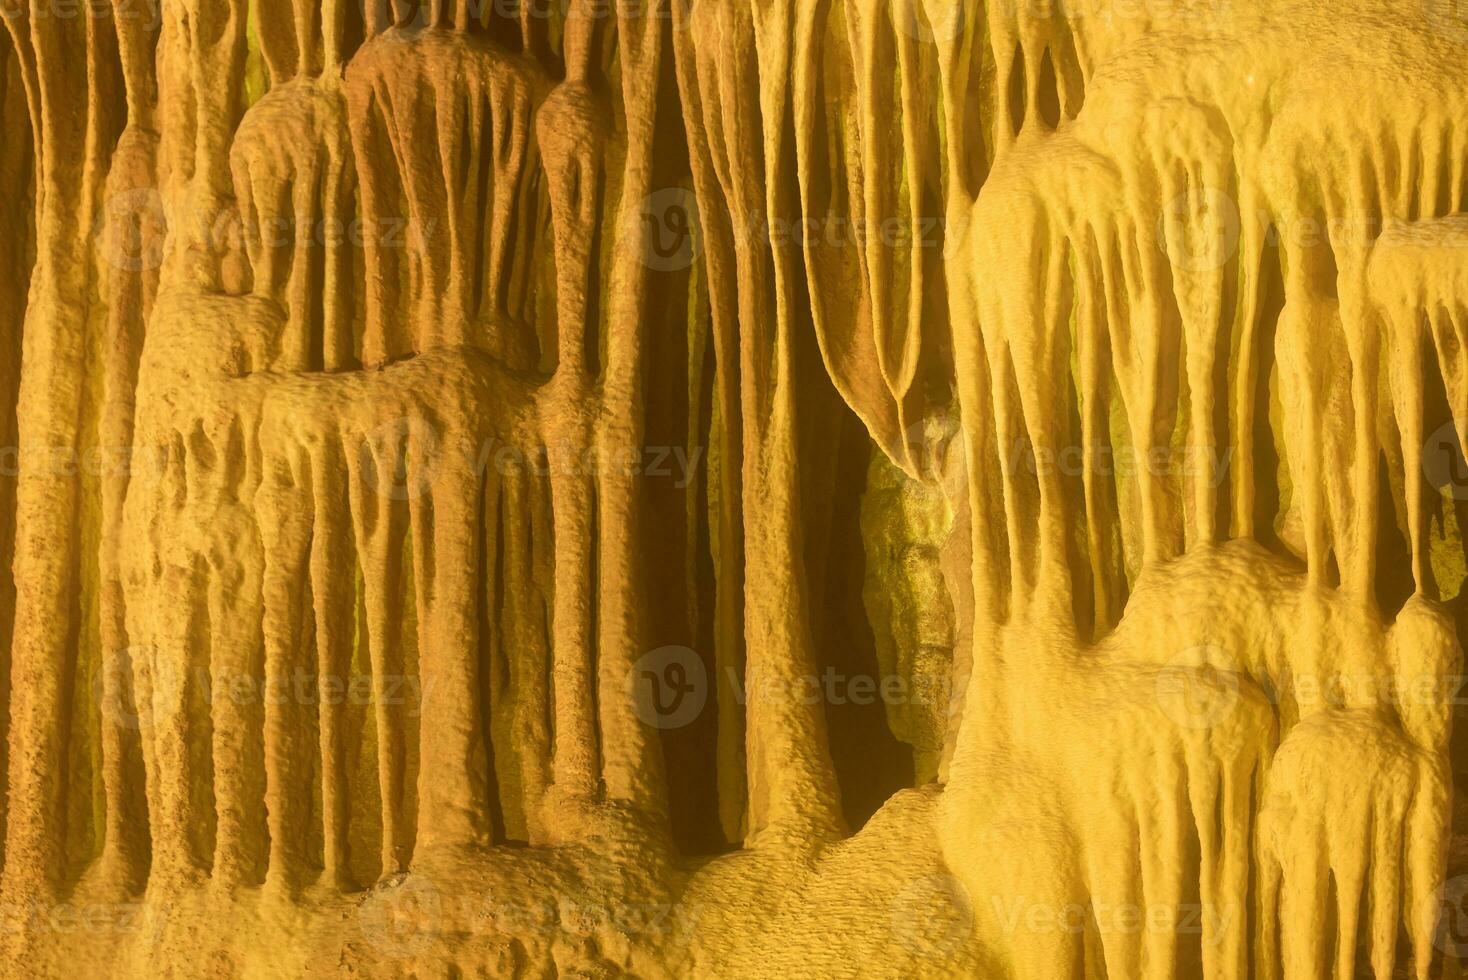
[2,0,1468,976]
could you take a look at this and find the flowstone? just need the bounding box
[0,0,1466,976]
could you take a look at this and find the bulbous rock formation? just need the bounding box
[0,0,1466,976]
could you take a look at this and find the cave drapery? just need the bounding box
[0,0,1466,976]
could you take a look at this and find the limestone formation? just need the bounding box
[1,0,1467,976]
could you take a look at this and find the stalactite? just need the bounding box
[0,20,35,888]
[0,0,126,903]
[9,1,1468,978]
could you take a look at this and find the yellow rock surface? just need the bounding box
[0,0,1464,976]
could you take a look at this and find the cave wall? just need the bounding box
[0,0,1466,977]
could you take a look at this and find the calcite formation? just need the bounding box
[1,0,1466,975]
